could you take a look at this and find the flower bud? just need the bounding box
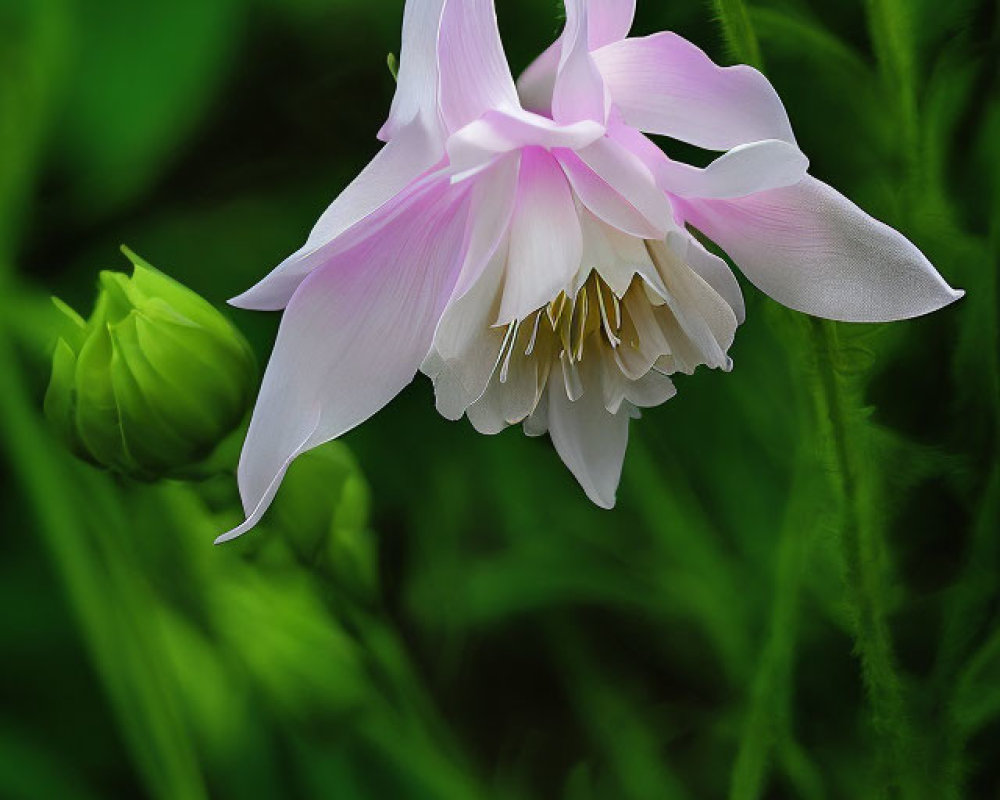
[44,246,256,480]
[266,441,376,600]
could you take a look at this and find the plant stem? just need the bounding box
[712,0,763,67]
[710,2,924,795]
[729,461,823,800]
[864,0,921,188]
[807,318,923,798]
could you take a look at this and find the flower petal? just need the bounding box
[517,45,560,116]
[647,237,738,373]
[547,356,630,509]
[448,152,521,301]
[558,135,672,239]
[218,180,471,543]
[427,152,521,419]
[592,32,796,150]
[438,0,520,132]
[379,0,447,142]
[232,118,443,311]
[678,176,964,322]
[498,148,582,325]
[446,108,604,176]
[576,209,668,301]
[657,139,808,199]
[516,0,635,114]
[552,0,608,124]
[425,240,508,419]
[676,232,746,324]
[586,0,636,48]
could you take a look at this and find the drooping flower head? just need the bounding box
[218,0,961,542]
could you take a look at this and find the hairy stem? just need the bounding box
[864,0,921,187]
[711,0,763,67]
[710,2,923,795]
[729,461,824,800]
[807,318,924,798]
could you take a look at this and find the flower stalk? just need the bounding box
[711,2,924,795]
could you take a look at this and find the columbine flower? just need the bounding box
[218,0,961,542]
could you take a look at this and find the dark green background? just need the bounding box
[1,0,997,797]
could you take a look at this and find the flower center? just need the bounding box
[498,270,624,376]
[492,265,675,410]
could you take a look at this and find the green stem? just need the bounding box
[864,0,921,189]
[711,0,763,68]
[711,2,923,794]
[807,318,921,798]
[729,464,823,800]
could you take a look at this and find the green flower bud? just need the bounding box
[44,246,256,480]
[266,441,375,600]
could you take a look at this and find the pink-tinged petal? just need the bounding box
[516,0,635,114]
[586,0,636,48]
[547,356,629,509]
[592,32,796,150]
[657,139,808,199]
[498,147,582,325]
[677,176,964,323]
[673,231,746,324]
[552,0,608,124]
[446,108,604,176]
[449,152,521,301]
[425,155,520,419]
[517,45,560,116]
[426,240,507,419]
[438,0,520,133]
[558,135,671,239]
[232,118,443,311]
[380,0,447,143]
[218,181,471,543]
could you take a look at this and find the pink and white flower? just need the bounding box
[217,0,962,542]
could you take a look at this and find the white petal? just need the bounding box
[446,108,604,176]
[678,176,964,322]
[577,209,666,298]
[379,0,447,143]
[498,148,582,325]
[585,0,637,48]
[465,368,508,434]
[623,369,677,409]
[437,0,520,132]
[671,231,745,324]
[427,239,508,419]
[656,139,808,199]
[593,32,796,150]
[647,238,739,372]
[523,390,549,437]
[559,136,671,239]
[516,0,635,115]
[547,356,630,509]
[516,45,560,116]
[218,180,471,543]
[448,152,521,302]
[552,0,608,124]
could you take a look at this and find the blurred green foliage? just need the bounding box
[0,0,997,798]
